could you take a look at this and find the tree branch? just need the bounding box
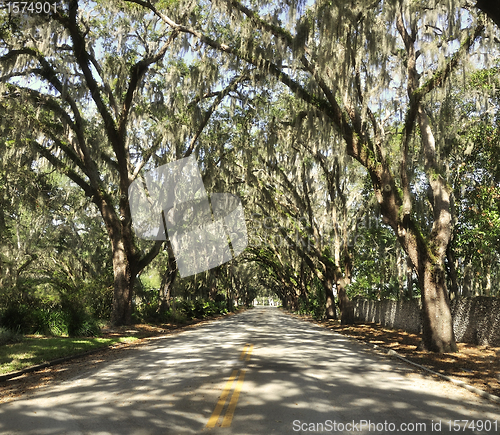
[33,140,95,199]
[56,1,122,182]
[184,74,250,158]
[0,48,89,166]
[119,29,179,141]
[135,240,164,275]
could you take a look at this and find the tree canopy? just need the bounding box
[0,0,499,352]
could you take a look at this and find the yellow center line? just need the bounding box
[221,369,246,428]
[206,369,238,428]
[239,343,249,360]
[206,344,254,428]
[245,344,254,361]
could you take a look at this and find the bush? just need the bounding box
[177,299,229,319]
[36,308,69,336]
[0,303,100,337]
[296,279,327,320]
[132,301,161,323]
[72,318,101,337]
[167,309,188,324]
[0,327,24,345]
[85,283,113,320]
[132,298,230,324]
[0,305,33,334]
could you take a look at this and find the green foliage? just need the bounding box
[39,308,69,336]
[132,302,163,324]
[448,65,500,296]
[135,274,162,306]
[347,210,418,300]
[469,65,500,92]
[133,298,231,324]
[0,302,101,337]
[83,281,114,320]
[0,305,45,335]
[0,327,23,346]
[71,318,102,338]
[296,278,326,320]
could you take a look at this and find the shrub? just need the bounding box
[85,283,113,320]
[72,317,101,337]
[0,303,100,337]
[133,302,161,323]
[132,298,230,324]
[0,327,24,345]
[0,305,33,334]
[167,310,188,324]
[296,279,327,320]
[36,308,69,336]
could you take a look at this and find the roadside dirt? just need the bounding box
[296,315,500,399]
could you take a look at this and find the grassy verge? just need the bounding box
[0,336,138,375]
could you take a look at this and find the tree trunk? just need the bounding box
[325,292,337,319]
[110,234,133,326]
[336,281,354,324]
[446,244,459,300]
[419,255,457,352]
[158,241,177,314]
[324,267,337,320]
[158,276,173,313]
[397,247,405,300]
[415,107,457,352]
[287,289,299,311]
[406,256,414,299]
[209,266,221,301]
[393,213,458,352]
[462,261,473,297]
[100,198,139,326]
[484,262,491,296]
[335,258,354,324]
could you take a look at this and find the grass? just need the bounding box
[0,336,138,375]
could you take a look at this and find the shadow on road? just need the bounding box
[0,307,498,434]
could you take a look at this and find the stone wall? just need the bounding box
[353,296,500,346]
[452,297,500,346]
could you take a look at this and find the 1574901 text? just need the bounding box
[292,419,499,432]
[5,2,57,14]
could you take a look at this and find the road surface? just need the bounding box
[0,307,499,434]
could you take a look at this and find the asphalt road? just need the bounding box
[0,307,499,434]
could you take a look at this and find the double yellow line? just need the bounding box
[239,343,253,362]
[206,343,254,428]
